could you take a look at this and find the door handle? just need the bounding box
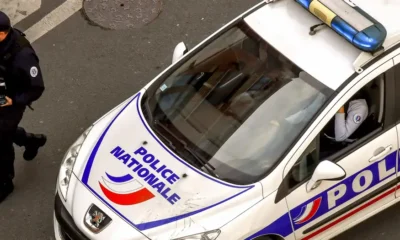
[369,145,393,162]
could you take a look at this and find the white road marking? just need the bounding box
[24,0,83,43]
[1,0,83,43]
[0,0,42,25]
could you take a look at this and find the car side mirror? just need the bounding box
[306,160,346,192]
[172,42,188,64]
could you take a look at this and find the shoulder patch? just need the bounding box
[30,66,38,77]
[353,114,362,124]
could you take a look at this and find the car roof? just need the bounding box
[244,0,400,91]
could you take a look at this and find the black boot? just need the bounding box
[0,180,14,203]
[24,134,47,161]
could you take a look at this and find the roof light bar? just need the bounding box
[295,0,387,53]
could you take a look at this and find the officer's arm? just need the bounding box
[13,51,44,106]
[334,100,368,142]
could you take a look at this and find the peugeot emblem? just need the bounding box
[84,204,112,233]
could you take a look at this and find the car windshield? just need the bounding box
[144,21,334,185]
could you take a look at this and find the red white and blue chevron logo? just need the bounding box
[99,172,155,206]
[293,197,322,225]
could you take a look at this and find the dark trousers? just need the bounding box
[14,127,29,147]
[0,107,24,183]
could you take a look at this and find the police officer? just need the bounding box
[320,90,369,159]
[333,98,368,142]
[323,90,369,143]
[0,11,46,202]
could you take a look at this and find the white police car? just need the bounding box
[53,0,400,239]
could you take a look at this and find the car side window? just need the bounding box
[287,73,386,189]
[287,134,320,188]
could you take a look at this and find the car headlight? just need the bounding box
[58,126,93,201]
[172,230,221,240]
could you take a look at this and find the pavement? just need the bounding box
[0,0,399,240]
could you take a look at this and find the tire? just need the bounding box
[254,236,273,240]
[254,236,282,240]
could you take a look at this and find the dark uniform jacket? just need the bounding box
[0,28,44,111]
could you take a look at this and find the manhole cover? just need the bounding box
[83,0,163,30]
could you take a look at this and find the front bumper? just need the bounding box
[53,172,151,240]
[54,192,90,240]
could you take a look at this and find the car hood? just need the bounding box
[74,90,261,238]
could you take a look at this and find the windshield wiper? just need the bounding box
[153,119,218,178]
[142,95,218,178]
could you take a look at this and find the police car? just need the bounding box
[53,0,400,239]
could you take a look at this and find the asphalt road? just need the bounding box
[0,0,399,240]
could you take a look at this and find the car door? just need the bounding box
[275,59,398,240]
[393,54,400,198]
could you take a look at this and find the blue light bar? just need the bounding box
[295,0,387,53]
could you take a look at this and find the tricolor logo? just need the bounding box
[293,197,322,225]
[99,172,155,205]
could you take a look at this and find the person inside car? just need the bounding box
[320,90,370,158]
[325,90,369,143]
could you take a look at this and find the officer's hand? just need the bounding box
[1,96,12,107]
